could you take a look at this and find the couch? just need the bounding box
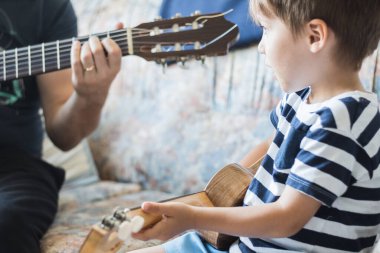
[40,0,380,252]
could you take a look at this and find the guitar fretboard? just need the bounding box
[0,29,131,81]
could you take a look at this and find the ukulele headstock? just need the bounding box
[130,11,239,64]
[79,207,144,253]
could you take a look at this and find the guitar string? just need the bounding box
[0,31,204,66]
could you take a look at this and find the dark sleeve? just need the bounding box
[40,0,78,42]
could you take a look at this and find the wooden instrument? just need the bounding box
[0,11,238,82]
[79,158,263,252]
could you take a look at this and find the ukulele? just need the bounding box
[0,11,238,82]
[79,158,263,253]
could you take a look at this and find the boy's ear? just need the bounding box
[305,19,329,53]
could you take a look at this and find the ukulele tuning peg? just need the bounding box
[130,216,145,233]
[154,16,162,21]
[101,215,116,229]
[175,13,182,18]
[117,221,132,241]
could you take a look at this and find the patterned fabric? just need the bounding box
[235,88,380,252]
[39,1,380,253]
[41,190,170,253]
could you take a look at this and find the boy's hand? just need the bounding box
[132,202,195,241]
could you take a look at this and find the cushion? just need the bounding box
[43,135,99,187]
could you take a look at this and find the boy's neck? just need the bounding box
[307,67,364,104]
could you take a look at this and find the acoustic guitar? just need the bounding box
[79,158,263,253]
[0,11,238,82]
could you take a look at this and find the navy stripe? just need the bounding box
[297,150,353,185]
[273,130,284,147]
[291,228,376,251]
[306,128,374,177]
[287,173,336,206]
[248,179,279,203]
[270,109,279,128]
[315,206,380,226]
[261,156,289,185]
[282,103,296,123]
[238,241,255,253]
[342,185,380,201]
[247,238,288,250]
[295,87,310,100]
[340,96,371,128]
[316,107,337,128]
[358,112,380,147]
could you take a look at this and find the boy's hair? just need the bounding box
[250,0,380,70]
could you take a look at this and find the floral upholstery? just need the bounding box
[40,0,380,252]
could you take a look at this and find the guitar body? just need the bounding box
[199,162,258,250]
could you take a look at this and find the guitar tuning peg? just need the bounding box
[154,16,162,21]
[201,56,206,65]
[175,13,182,18]
[161,59,167,74]
[117,221,132,241]
[191,10,201,16]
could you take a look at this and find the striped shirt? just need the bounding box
[230,88,380,253]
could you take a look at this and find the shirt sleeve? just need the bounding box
[40,0,78,42]
[286,127,360,206]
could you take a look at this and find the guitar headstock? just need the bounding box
[79,207,144,253]
[129,11,239,63]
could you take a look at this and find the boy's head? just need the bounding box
[250,0,380,70]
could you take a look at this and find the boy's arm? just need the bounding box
[134,186,321,241]
[239,134,274,167]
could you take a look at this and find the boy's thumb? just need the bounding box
[141,202,163,215]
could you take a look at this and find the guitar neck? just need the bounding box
[127,191,214,230]
[0,29,130,81]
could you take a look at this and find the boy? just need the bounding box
[130,0,380,252]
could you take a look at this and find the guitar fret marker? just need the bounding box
[56,40,60,70]
[15,48,18,79]
[127,28,134,55]
[3,50,6,81]
[42,43,45,73]
[28,46,31,76]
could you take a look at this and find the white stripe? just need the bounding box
[291,159,348,196]
[329,100,351,131]
[364,127,380,157]
[243,187,264,205]
[305,216,379,239]
[301,136,356,172]
[352,103,377,139]
[254,168,285,196]
[332,196,380,214]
